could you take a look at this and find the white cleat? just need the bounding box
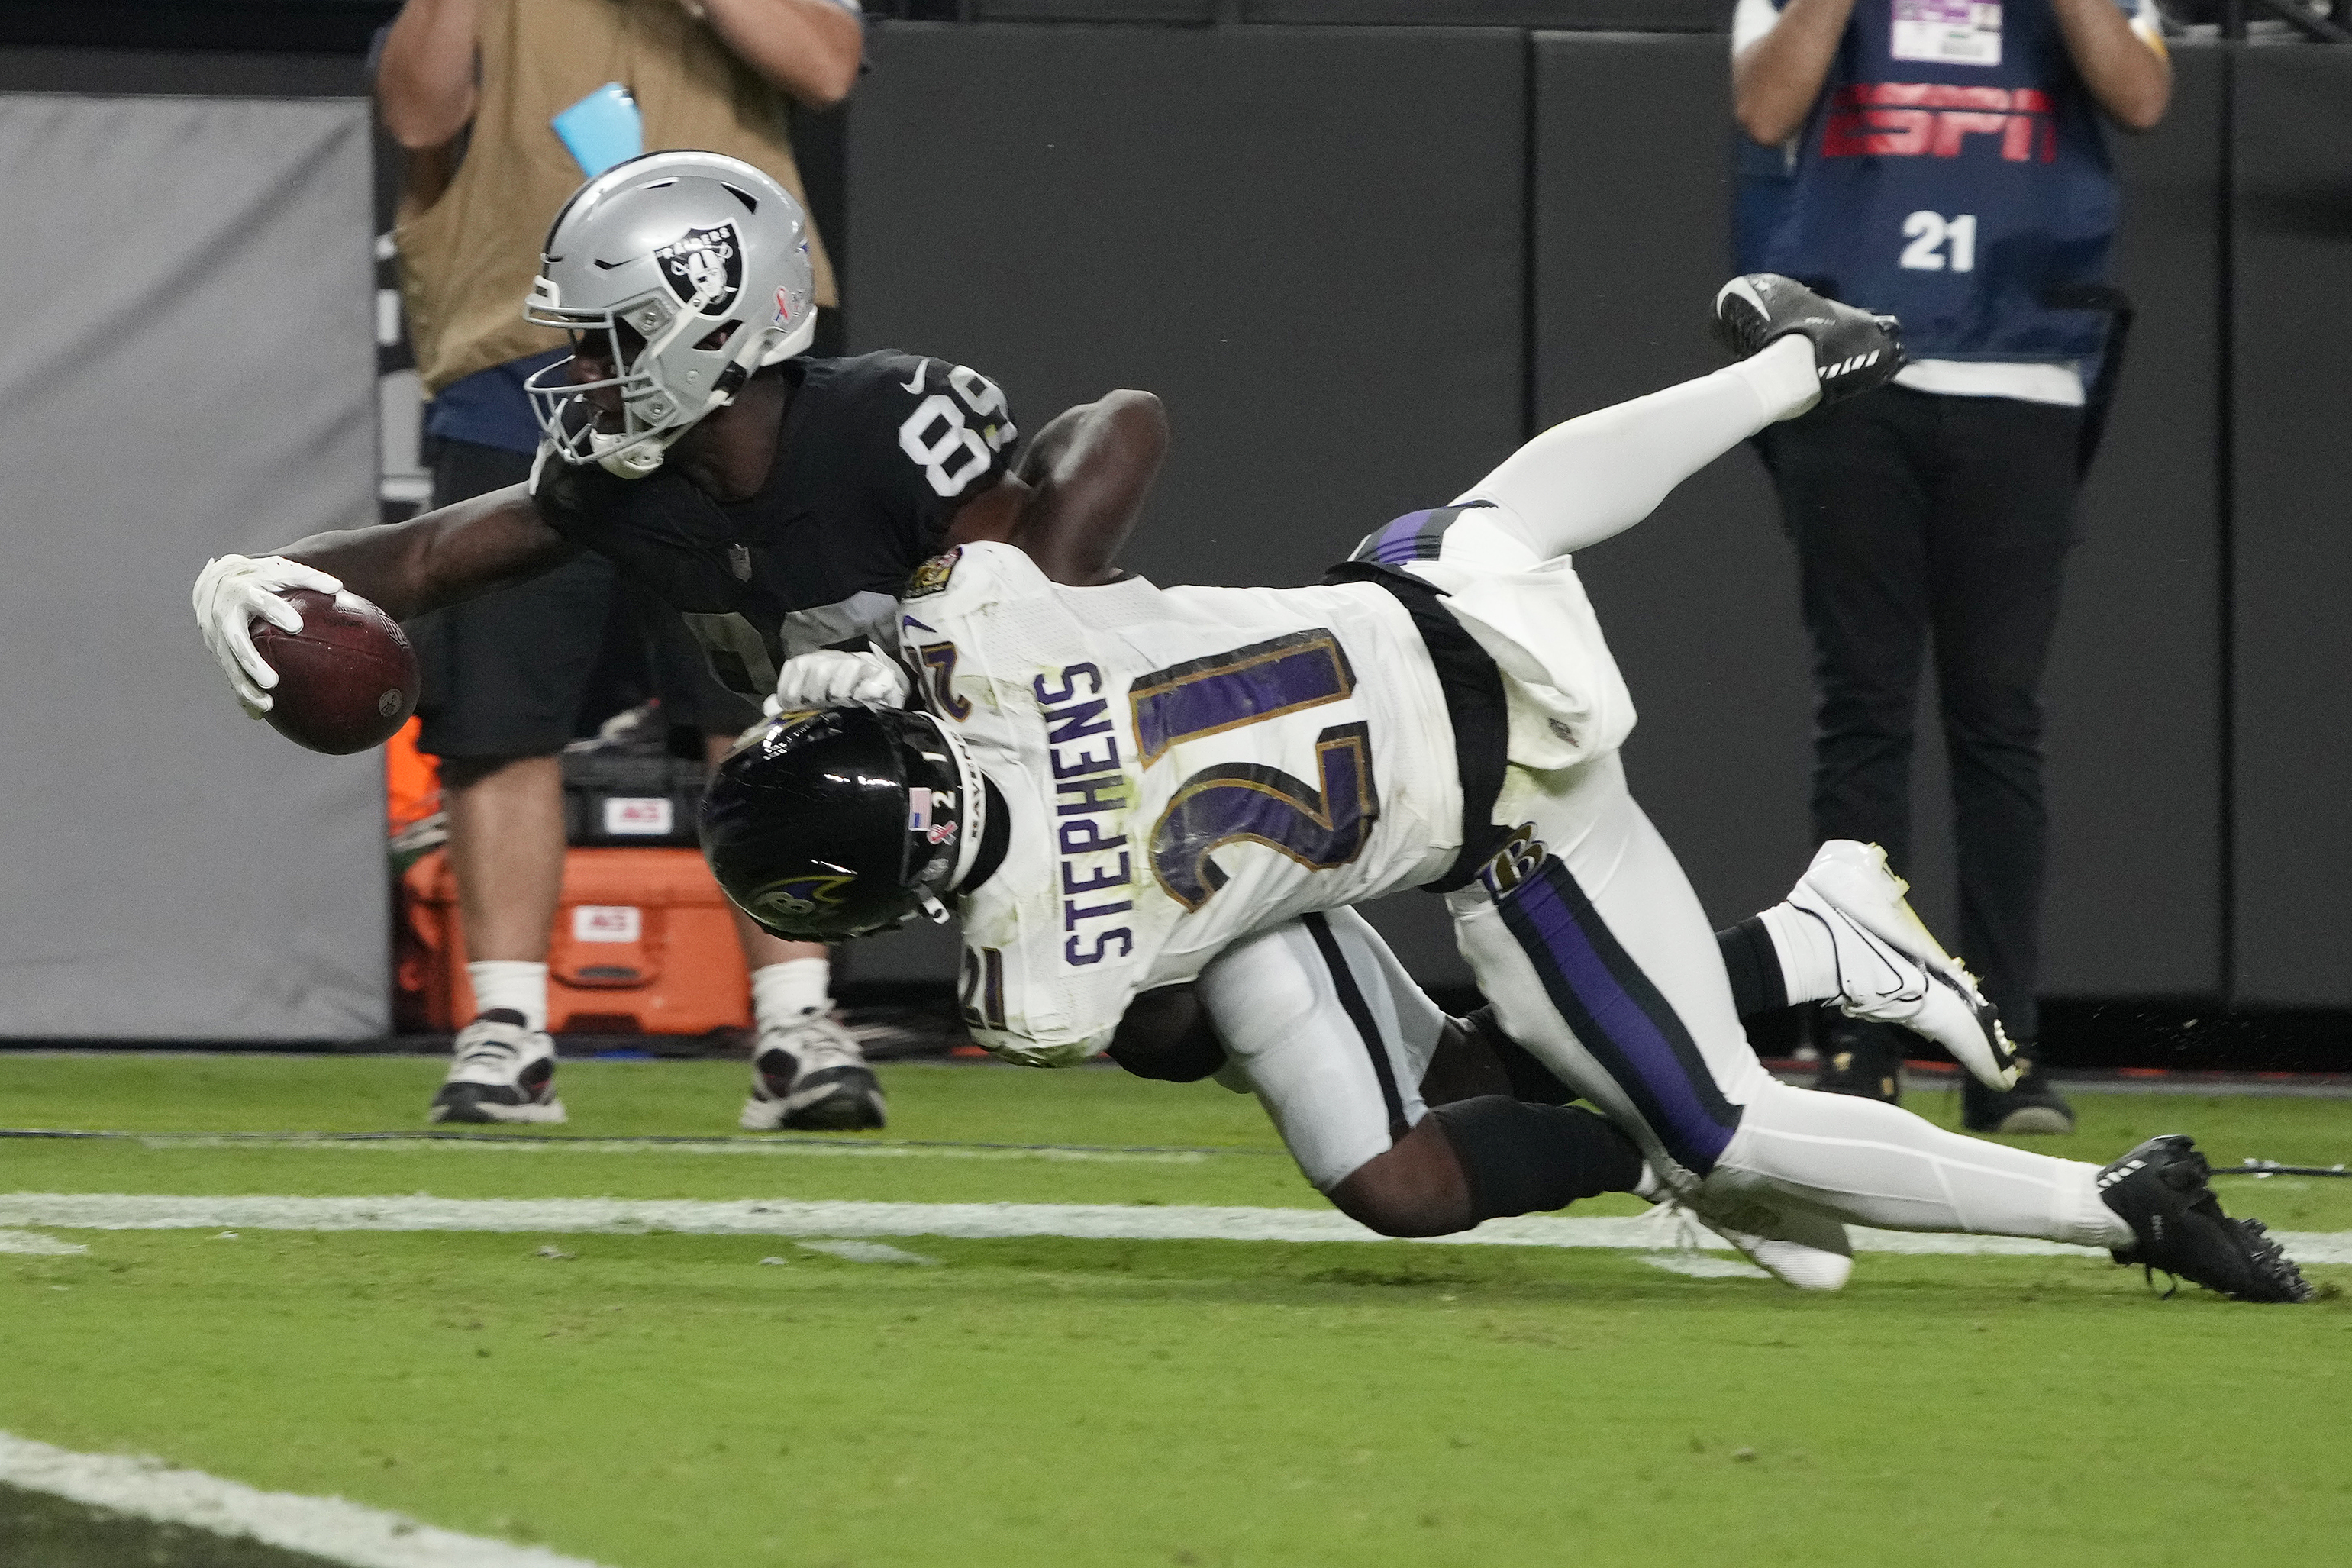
[1674,1192,1855,1292]
[1696,1208,1855,1293]
[740,1013,886,1131]
[1786,840,2022,1092]
[1637,1173,1854,1292]
[428,1011,566,1124]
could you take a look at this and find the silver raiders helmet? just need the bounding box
[524,150,817,478]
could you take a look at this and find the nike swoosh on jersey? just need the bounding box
[901,361,927,394]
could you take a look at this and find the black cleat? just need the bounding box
[1963,1058,2076,1134]
[1812,1016,1904,1104]
[2096,1135,2313,1303]
[1714,273,1905,406]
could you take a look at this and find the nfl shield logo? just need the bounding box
[653,224,743,315]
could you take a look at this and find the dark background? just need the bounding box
[7,5,2347,1068]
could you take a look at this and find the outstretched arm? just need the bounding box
[279,485,579,622]
[192,486,578,715]
[947,390,1168,586]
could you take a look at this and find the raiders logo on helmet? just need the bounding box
[653,224,743,316]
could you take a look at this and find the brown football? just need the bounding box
[250,587,419,755]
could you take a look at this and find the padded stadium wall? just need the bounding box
[0,88,386,1038]
[846,27,2352,1011]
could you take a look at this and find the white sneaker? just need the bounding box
[740,1014,886,1131]
[428,1011,566,1124]
[1786,840,2023,1092]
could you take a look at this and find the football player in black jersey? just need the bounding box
[192,151,1160,1130]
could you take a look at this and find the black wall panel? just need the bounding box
[847,23,1528,983]
[2229,46,2352,1008]
[1532,32,1815,930]
[849,24,1525,589]
[1532,34,2229,1008]
[2037,44,2226,998]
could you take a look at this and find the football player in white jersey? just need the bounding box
[705,275,2308,1303]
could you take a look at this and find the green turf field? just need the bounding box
[4,1054,2347,1567]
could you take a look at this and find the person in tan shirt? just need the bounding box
[377,0,870,1128]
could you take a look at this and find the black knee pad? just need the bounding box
[1426,1096,1644,1222]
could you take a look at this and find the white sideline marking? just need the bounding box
[0,1431,609,1568]
[0,1228,85,1255]
[4,1193,2347,1264]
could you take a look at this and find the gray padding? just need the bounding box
[0,94,385,1038]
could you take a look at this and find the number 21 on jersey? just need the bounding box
[1900,211,1976,273]
[1133,631,1381,911]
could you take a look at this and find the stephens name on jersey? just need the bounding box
[902,542,1465,1066]
[531,350,1018,696]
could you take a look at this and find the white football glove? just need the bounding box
[770,647,911,714]
[192,553,344,718]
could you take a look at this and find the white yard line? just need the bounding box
[0,1431,610,1568]
[3,1192,2347,1264]
[5,1131,1221,1165]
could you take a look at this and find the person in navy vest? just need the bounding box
[1731,0,2170,1132]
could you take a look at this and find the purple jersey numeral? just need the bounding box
[1128,631,1354,766]
[1128,632,1381,911]
[919,641,970,721]
[1150,721,1380,911]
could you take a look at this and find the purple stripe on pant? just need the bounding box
[1499,860,1742,1173]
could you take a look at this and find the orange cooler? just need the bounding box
[398,847,751,1034]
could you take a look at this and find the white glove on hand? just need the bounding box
[772,648,911,714]
[192,553,345,718]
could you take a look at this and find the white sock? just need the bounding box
[467,960,548,1033]
[1718,1081,2134,1249]
[1454,337,1818,560]
[752,957,832,1034]
[1731,333,1821,421]
[1757,902,1841,1006]
[2079,1166,2138,1250]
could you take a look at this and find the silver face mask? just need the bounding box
[524,150,818,479]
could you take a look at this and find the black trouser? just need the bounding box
[1755,386,2082,1045]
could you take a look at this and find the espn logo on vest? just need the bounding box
[1823,82,2057,163]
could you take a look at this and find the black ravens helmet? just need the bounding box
[702,707,980,940]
